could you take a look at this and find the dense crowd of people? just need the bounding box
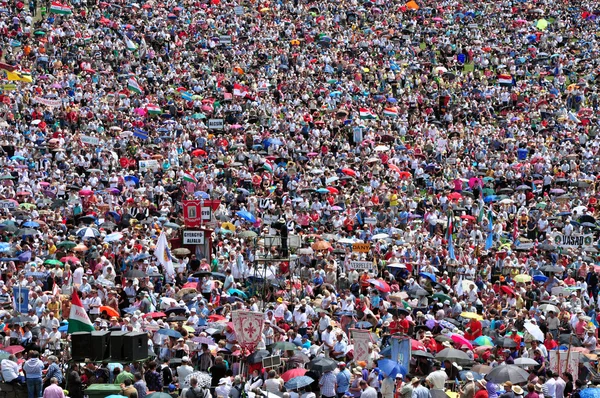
[2,0,600,397]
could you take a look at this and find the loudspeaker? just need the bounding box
[71,332,91,361]
[90,331,111,361]
[122,332,148,361]
[110,331,128,360]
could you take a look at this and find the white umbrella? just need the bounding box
[514,358,539,367]
[387,263,407,269]
[338,238,355,244]
[573,206,587,215]
[539,303,560,314]
[297,248,314,255]
[374,145,390,152]
[184,372,212,388]
[326,176,339,184]
[372,233,389,240]
[461,280,478,292]
[524,322,544,341]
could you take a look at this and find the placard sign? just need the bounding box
[553,233,594,248]
[208,118,224,130]
[348,261,374,271]
[0,200,16,209]
[364,217,377,225]
[139,159,160,172]
[549,350,580,377]
[183,231,205,245]
[219,35,232,45]
[234,6,244,15]
[80,135,100,145]
[352,243,371,253]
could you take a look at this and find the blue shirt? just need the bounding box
[336,369,351,394]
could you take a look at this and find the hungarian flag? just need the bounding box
[146,104,161,115]
[263,160,274,173]
[124,36,138,52]
[359,108,377,120]
[0,62,18,72]
[233,83,249,97]
[383,107,398,117]
[182,172,197,183]
[127,78,143,94]
[498,74,513,86]
[50,1,72,15]
[67,291,94,333]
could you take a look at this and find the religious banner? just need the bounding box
[232,310,265,349]
[352,329,372,363]
[391,337,411,373]
[549,350,580,377]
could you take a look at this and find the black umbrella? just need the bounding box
[78,215,96,224]
[388,308,410,316]
[165,307,187,316]
[126,269,145,278]
[496,338,518,348]
[247,350,270,364]
[558,334,581,347]
[192,271,212,278]
[435,335,453,343]
[412,350,434,359]
[579,215,596,224]
[307,357,337,373]
[443,318,461,327]
[435,348,472,364]
[541,265,563,273]
[484,364,529,384]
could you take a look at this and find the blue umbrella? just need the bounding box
[236,210,256,223]
[194,191,210,199]
[156,329,183,338]
[316,188,330,194]
[419,272,437,282]
[484,195,498,203]
[134,253,152,261]
[106,211,121,223]
[124,175,139,186]
[0,258,18,262]
[0,242,12,252]
[533,275,548,283]
[10,155,25,161]
[22,221,40,228]
[228,288,248,299]
[284,376,314,390]
[579,388,600,398]
[377,359,406,379]
[104,232,124,243]
[58,324,68,333]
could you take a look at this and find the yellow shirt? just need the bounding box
[390,194,398,207]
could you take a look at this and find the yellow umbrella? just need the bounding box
[514,274,532,283]
[460,312,483,321]
[182,325,195,333]
[221,222,236,231]
[536,19,549,30]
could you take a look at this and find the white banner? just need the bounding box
[549,350,580,377]
[139,159,160,172]
[208,118,224,130]
[553,233,594,248]
[232,310,265,349]
[33,96,62,108]
[352,329,372,364]
[364,217,377,225]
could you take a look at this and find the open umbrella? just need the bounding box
[285,376,314,390]
[99,306,120,317]
[236,210,256,223]
[524,322,544,341]
[156,329,182,338]
[367,279,391,293]
[451,334,473,350]
[484,364,529,384]
[473,336,494,347]
[281,369,307,382]
[435,348,472,364]
[514,358,539,367]
[271,342,297,351]
[307,357,337,372]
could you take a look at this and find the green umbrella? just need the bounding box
[271,341,297,351]
[239,230,257,238]
[57,241,77,249]
[34,30,46,36]
[536,202,547,209]
[20,203,36,209]
[44,259,63,266]
[0,175,15,180]
[192,113,206,119]
[163,222,180,229]
[432,293,452,303]
[536,19,549,30]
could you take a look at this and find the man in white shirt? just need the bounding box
[187,308,199,326]
[543,372,556,398]
[554,372,566,398]
[1,355,22,383]
[177,357,194,383]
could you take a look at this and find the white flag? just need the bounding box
[154,232,174,276]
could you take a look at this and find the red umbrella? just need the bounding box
[16,191,30,196]
[3,345,24,354]
[501,285,515,296]
[99,306,119,318]
[145,312,167,319]
[281,368,307,382]
[192,149,207,157]
[411,339,426,351]
[448,192,462,201]
[61,256,80,263]
[366,279,391,293]
[182,282,198,289]
[451,334,473,350]
[341,168,356,177]
[208,314,226,322]
[327,187,339,194]
[388,164,400,173]
[461,215,475,221]
[398,171,412,180]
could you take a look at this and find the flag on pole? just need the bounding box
[182,172,197,183]
[447,211,456,260]
[359,108,377,120]
[485,208,494,250]
[497,74,513,86]
[133,127,149,140]
[67,291,94,333]
[154,232,175,276]
[50,1,72,15]
[124,36,138,51]
[263,160,274,173]
[127,78,143,94]
[181,91,193,102]
[6,71,32,83]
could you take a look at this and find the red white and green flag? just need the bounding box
[127,78,143,95]
[498,74,513,86]
[383,107,398,117]
[67,291,94,333]
[359,108,377,120]
[263,160,274,173]
[146,104,162,115]
[50,2,72,15]
[182,172,197,183]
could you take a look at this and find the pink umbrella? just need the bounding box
[39,181,50,186]
[3,345,24,354]
[451,334,473,350]
[79,189,94,196]
[307,152,318,157]
[366,279,390,293]
[134,107,147,116]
